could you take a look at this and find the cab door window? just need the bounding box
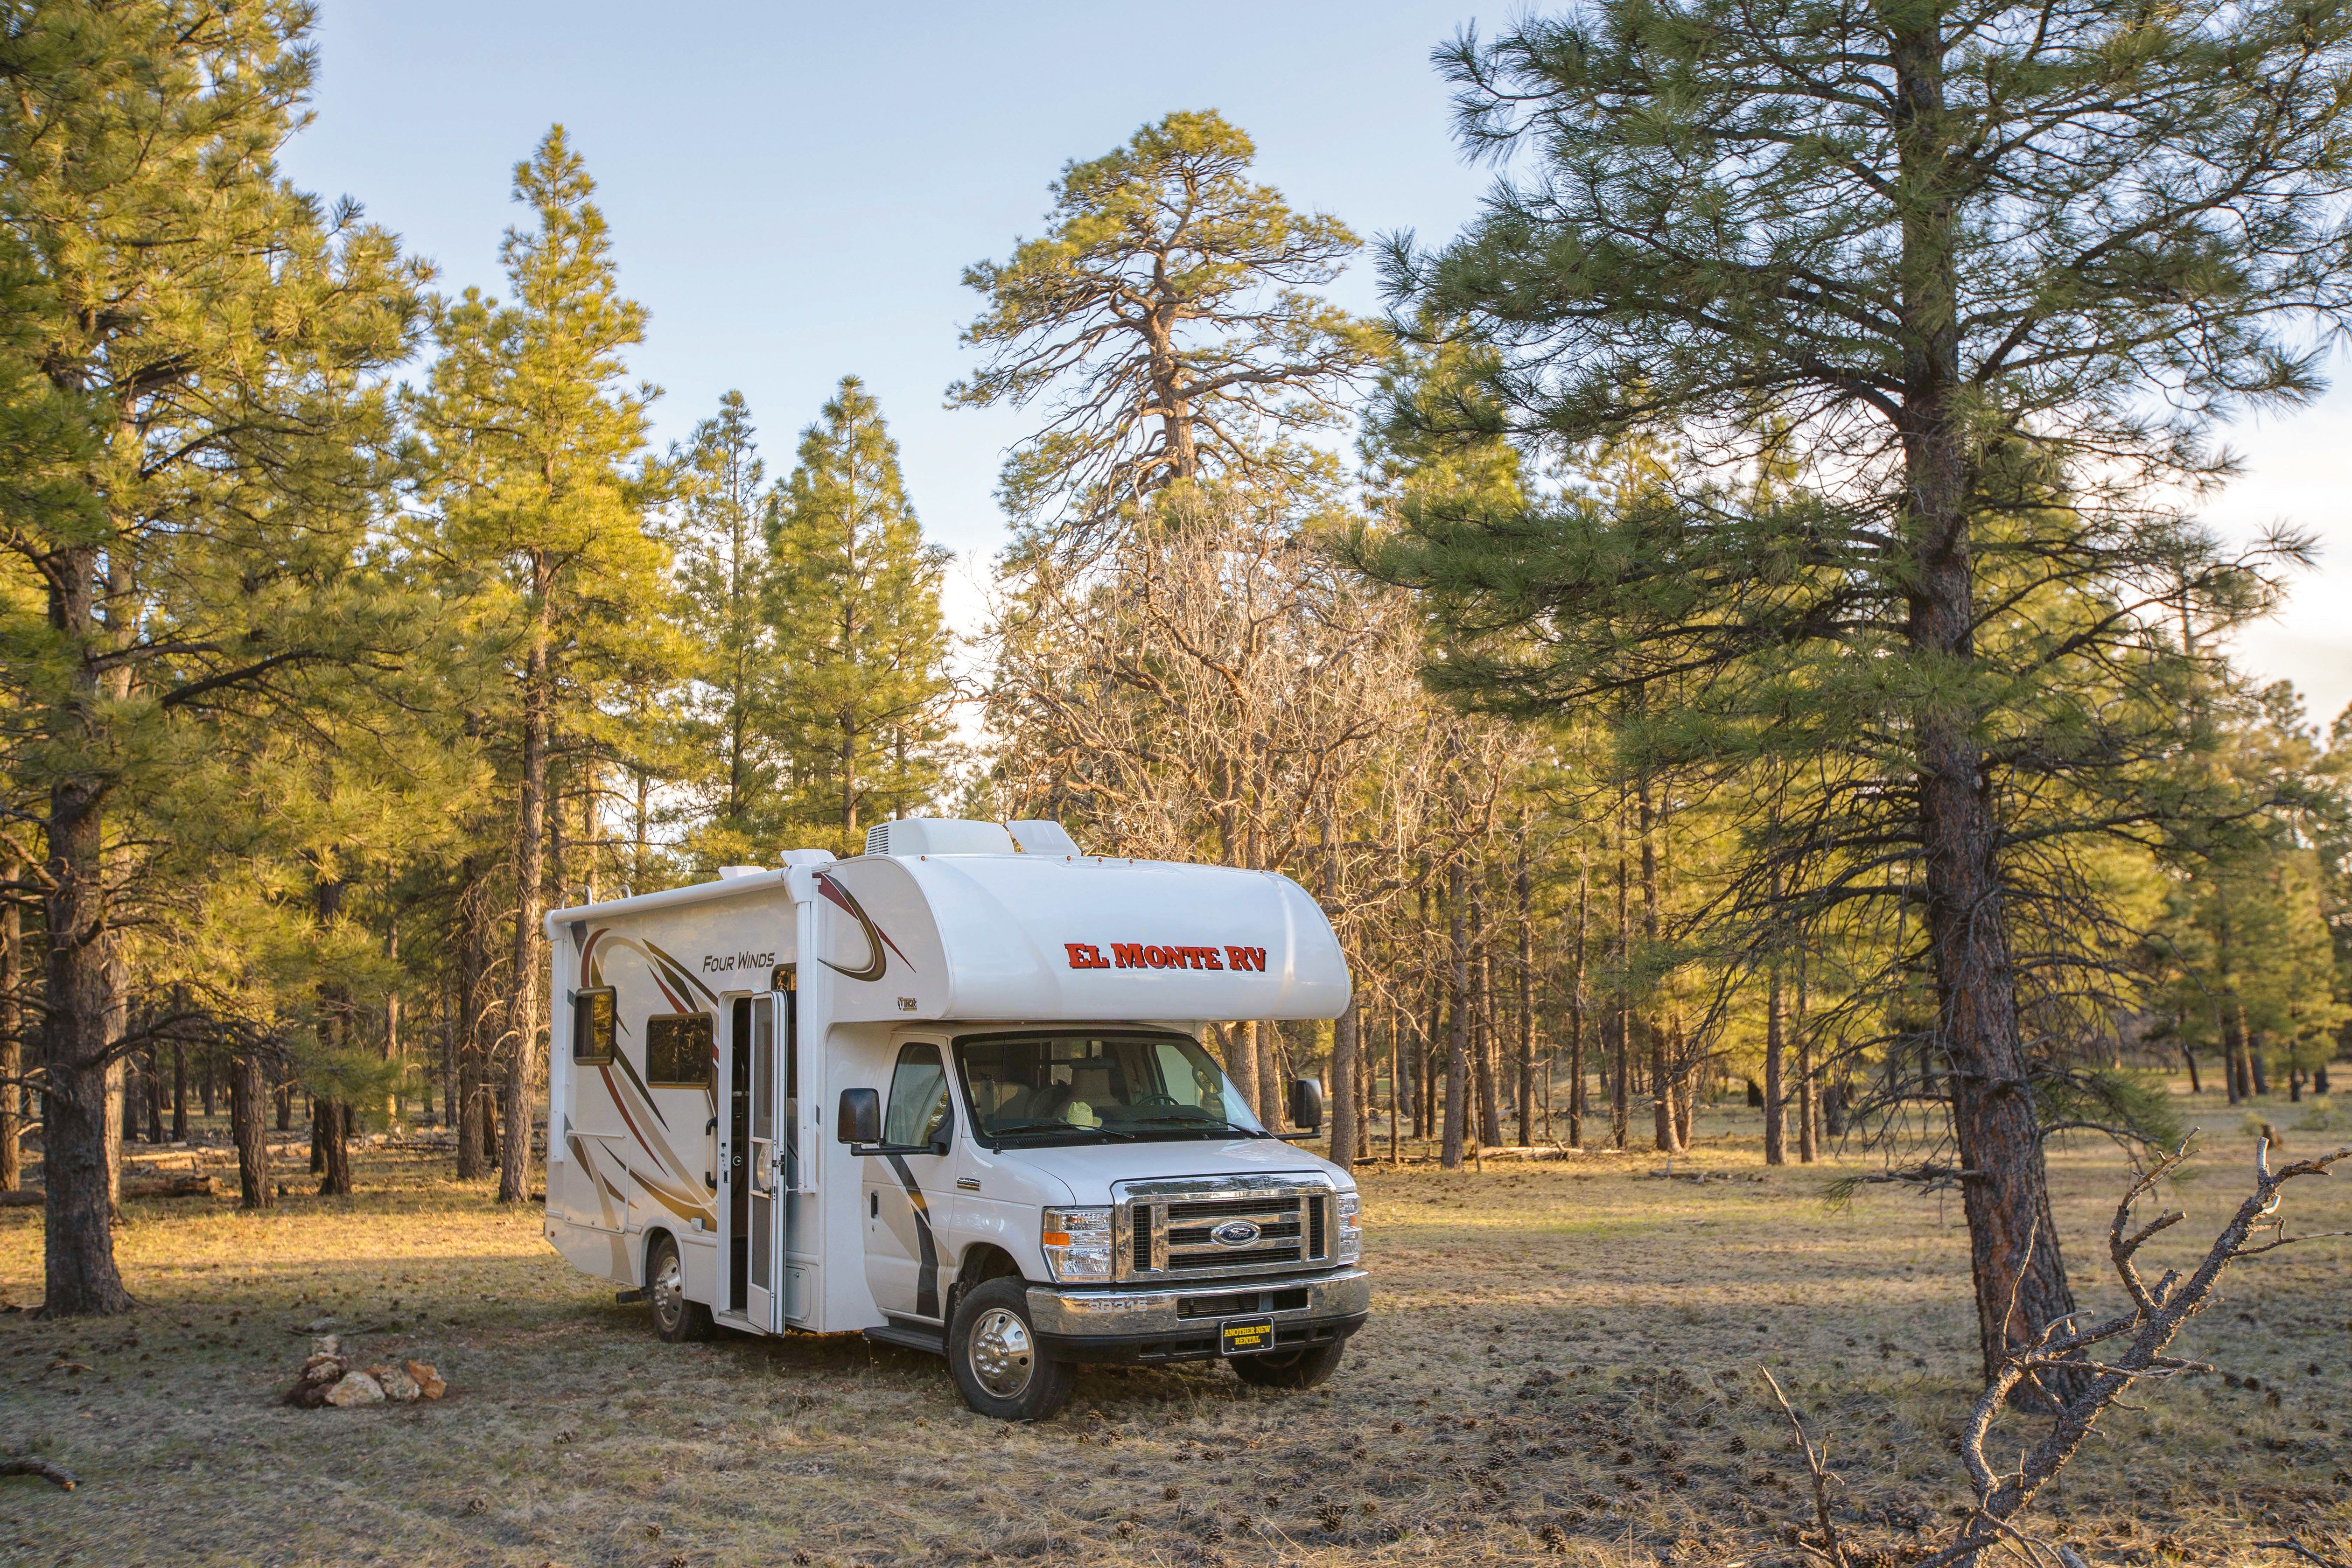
[884,1043,952,1148]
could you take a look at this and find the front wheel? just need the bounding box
[948,1278,1073,1421]
[1232,1339,1346,1389]
[647,1234,715,1343]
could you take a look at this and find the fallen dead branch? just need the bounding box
[2258,1533,2352,1568]
[1773,1136,2350,1568]
[1,1456,77,1491]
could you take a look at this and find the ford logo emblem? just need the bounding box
[1211,1219,1262,1247]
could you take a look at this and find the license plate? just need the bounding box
[1219,1316,1276,1356]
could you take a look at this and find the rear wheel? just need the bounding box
[1231,1339,1346,1389]
[948,1277,1072,1421]
[647,1234,715,1343]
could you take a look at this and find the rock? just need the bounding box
[311,1333,341,1356]
[305,1317,339,1333]
[282,1352,349,1407]
[323,1371,385,1407]
[370,1363,422,1401]
[405,1360,447,1400]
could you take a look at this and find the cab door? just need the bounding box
[862,1041,955,1323]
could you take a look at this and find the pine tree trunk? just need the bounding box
[171,1045,187,1142]
[0,856,19,1192]
[1568,850,1588,1148]
[275,1083,291,1133]
[41,751,135,1316]
[2248,1042,2269,1097]
[1323,817,1357,1167]
[1516,835,1535,1147]
[1214,1022,1250,1120]
[1442,856,1471,1169]
[1611,796,1631,1149]
[1881,17,2082,1391]
[1796,958,1818,1162]
[503,588,552,1205]
[1764,960,1787,1166]
[230,1052,272,1211]
[319,1100,353,1197]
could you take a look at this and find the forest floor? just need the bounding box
[1,1091,2346,1568]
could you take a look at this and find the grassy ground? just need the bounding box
[1,1092,2346,1568]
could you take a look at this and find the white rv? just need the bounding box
[540,818,1369,1420]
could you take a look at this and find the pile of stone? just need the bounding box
[285,1336,446,1409]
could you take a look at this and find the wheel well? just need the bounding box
[957,1244,1023,1288]
[641,1227,676,1288]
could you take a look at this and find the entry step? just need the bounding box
[863,1321,946,1357]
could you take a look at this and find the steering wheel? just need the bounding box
[1128,1092,1181,1112]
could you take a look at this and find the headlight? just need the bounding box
[1041,1205,1113,1283]
[1336,1191,1363,1264]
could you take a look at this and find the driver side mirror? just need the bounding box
[836,1087,880,1145]
[1288,1076,1324,1134]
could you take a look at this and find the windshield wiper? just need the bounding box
[987,1125,1140,1143]
[1117,1115,1257,1134]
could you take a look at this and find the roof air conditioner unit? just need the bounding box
[863,818,1018,857]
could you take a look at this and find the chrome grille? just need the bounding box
[1113,1174,1338,1282]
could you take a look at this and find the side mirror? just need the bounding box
[836,1087,881,1145]
[1288,1076,1324,1134]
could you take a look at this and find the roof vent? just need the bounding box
[1005,819,1082,856]
[863,818,1018,857]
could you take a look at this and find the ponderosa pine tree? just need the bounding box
[766,378,954,851]
[0,0,425,1313]
[665,392,779,866]
[408,126,666,1205]
[952,111,1379,555]
[1366,0,2352,1385]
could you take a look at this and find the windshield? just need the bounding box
[955,1031,1267,1146]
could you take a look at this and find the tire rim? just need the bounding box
[653,1249,685,1333]
[969,1307,1035,1399]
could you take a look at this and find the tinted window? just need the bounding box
[646,1013,714,1086]
[572,987,615,1064]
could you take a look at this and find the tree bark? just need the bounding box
[1764,953,1787,1166]
[318,1100,352,1197]
[1515,829,1535,1147]
[1221,1022,1260,1121]
[230,1051,272,1211]
[1441,855,1471,1169]
[1891,17,2077,1387]
[41,746,135,1314]
[0,856,19,1192]
[456,865,489,1179]
[1611,793,1631,1148]
[170,1044,187,1142]
[1323,813,1358,1167]
[502,584,553,1204]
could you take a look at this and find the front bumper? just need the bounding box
[1026,1268,1370,1365]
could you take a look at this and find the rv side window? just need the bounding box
[645,1013,715,1087]
[572,987,615,1064]
[884,1043,952,1148]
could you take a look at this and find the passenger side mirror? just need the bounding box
[836,1087,881,1145]
[1288,1076,1324,1134]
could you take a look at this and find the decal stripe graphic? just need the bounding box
[882,1154,941,1319]
[814,871,914,982]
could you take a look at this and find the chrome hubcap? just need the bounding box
[653,1252,685,1330]
[969,1307,1035,1399]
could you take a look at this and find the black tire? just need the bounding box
[1231,1339,1346,1389]
[948,1277,1072,1421]
[647,1233,715,1343]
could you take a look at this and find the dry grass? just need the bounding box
[1,1092,2346,1568]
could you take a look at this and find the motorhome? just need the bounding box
[540,817,1369,1420]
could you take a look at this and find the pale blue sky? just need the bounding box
[281,0,2352,727]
